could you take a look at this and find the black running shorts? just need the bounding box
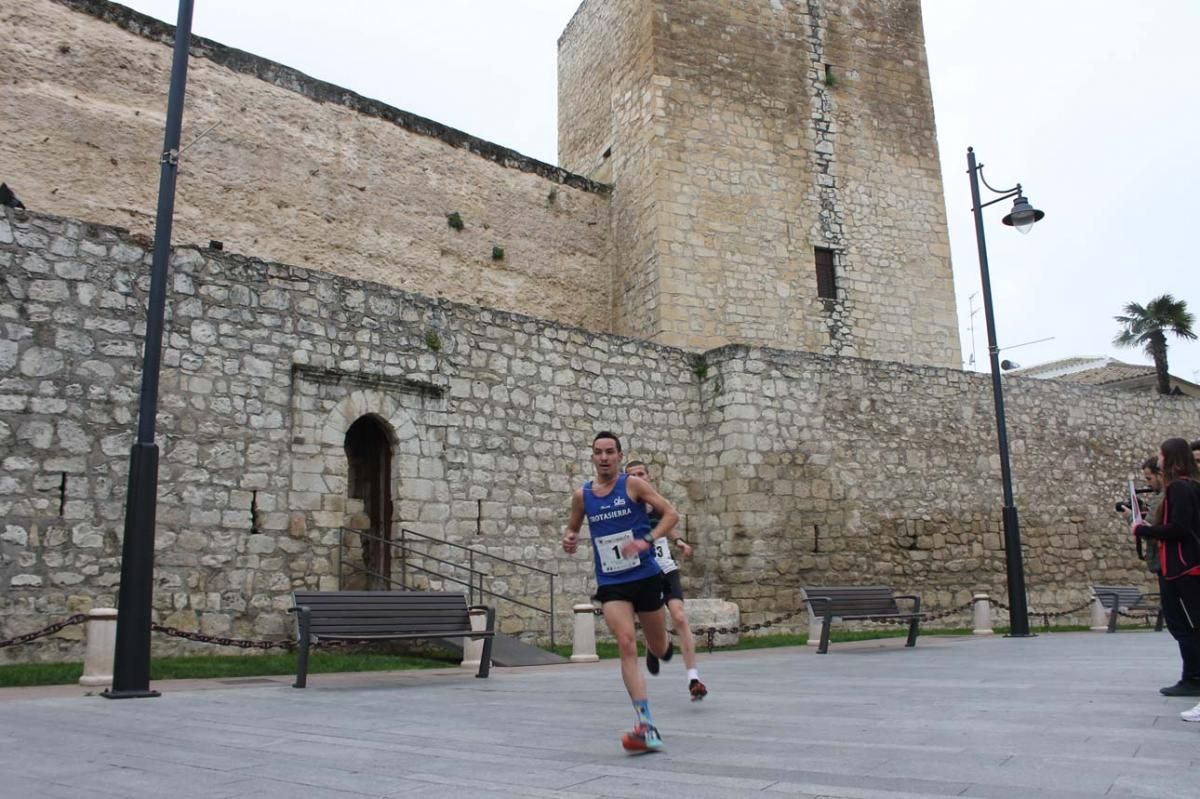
[661,570,684,603]
[593,573,665,613]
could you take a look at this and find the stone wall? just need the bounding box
[4,208,1198,661]
[695,346,1198,618]
[0,0,613,333]
[558,0,960,366]
[0,208,701,661]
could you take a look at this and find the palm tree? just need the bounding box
[1113,294,1196,395]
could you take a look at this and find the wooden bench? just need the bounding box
[1091,585,1163,633]
[802,586,923,654]
[289,590,495,688]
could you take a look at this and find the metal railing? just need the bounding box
[338,526,558,647]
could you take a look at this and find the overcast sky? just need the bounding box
[119,0,1200,383]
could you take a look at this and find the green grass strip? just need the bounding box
[0,650,456,688]
[0,661,84,688]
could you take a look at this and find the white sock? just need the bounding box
[687,668,699,682]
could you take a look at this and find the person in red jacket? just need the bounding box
[1132,437,1200,700]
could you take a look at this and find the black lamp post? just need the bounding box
[103,0,195,699]
[966,146,1044,638]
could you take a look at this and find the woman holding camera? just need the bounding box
[1133,437,1200,705]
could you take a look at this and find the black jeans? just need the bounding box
[1159,573,1200,682]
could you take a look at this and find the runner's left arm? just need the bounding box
[626,476,678,542]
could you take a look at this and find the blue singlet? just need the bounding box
[583,473,662,586]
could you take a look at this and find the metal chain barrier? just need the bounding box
[0,615,295,652]
[0,596,1136,655]
[150,623,294,651]
[150,625,417,651]
[689,606,809,653]
[923,600,977,622]
[869,599,976,626]
[687,598,977,652]
[1115,608,1159,624]
[986,597,1094,629]
[670,595,1099,653]
[592,604,808,652]
[0,614,87,649]
[1029,600,1093,629]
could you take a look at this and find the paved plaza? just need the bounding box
[1,631,1198,798]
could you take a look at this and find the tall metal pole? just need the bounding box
[104,0,195,699]
[966,147,1031,638]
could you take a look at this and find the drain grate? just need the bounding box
[217,677,281,685]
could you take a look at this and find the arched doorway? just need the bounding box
[344,415,394,590]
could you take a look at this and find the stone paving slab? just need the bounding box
[1,632,1199,798]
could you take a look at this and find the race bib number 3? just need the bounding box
[654,538,670,561]
[595,530,639,574]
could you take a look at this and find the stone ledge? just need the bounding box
[682,598,739,647]
[50,0,609,196]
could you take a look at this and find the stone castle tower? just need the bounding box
[558,0,959,366]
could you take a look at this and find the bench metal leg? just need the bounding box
[905,617,920,648]
[905,597,922,648]
[818,613,833,655]
[1155,609,1164,632]
[476,606,495,678]
[1105,594,1120,634]
[293,607,311,689]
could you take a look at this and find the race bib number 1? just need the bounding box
[595,529,639,574]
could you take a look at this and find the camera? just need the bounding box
[1114,486,1154,513]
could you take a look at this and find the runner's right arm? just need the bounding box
[622,476,679,554]
[562,487,584,554]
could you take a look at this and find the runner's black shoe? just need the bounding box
[1161,680,1200,697]
[689,678,708,701]
[646,642,673,675]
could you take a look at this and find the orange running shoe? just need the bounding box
[689,678,708,701]
[621,723,664,753]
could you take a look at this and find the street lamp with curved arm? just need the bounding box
[967,146,1045,638]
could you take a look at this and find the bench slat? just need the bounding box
[294,591,455,596]
[294,594,465,604]
[810,602,900,614]
[802,586,903,616]
[311,626,473,634]
[298,602,468,613]
[838,613,916,621]
[295,590,453,595]
[292,592,464,601]
[304,613,467,623]
[309,622,475,634]
[316,631,485,641]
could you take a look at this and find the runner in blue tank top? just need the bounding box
[583,473,662,586]
[562,431,679,753]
